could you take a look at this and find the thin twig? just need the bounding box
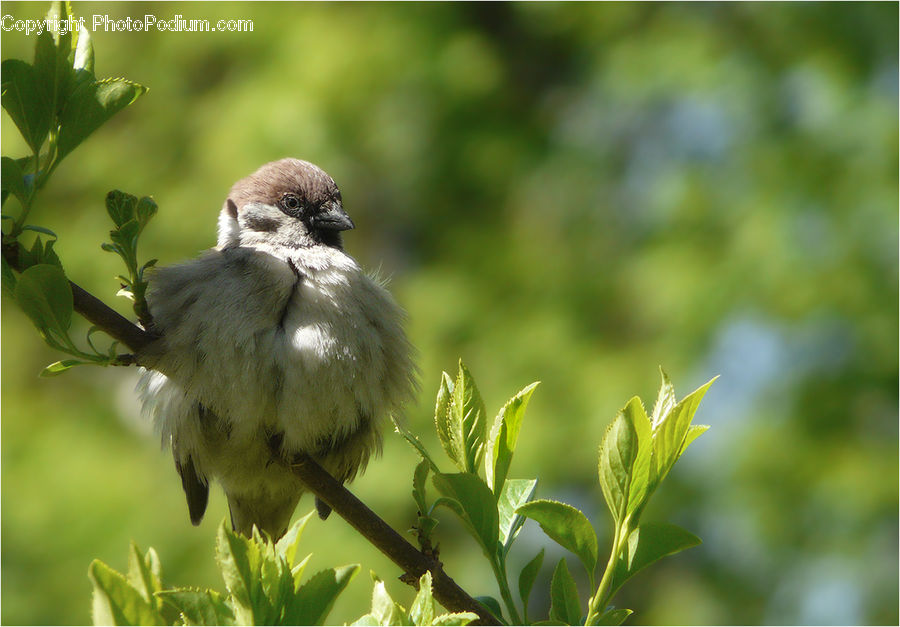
[2,241,499,625]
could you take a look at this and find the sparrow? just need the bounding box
[137,158,417,538]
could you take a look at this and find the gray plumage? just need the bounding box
[137,159,416,538]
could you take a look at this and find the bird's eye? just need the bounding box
[282,194,301,212]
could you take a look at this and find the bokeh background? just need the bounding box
[2,2,897,625]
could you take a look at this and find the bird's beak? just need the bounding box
[312,202,355,232]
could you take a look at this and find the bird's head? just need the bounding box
[217,158,354,250]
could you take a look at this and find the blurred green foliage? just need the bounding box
[2,2,896,625]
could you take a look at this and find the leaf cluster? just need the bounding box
[353,572,477,627]
[1,2,152,373]
[90,515,363,626]
[397,362,715,625]
[102,190,158,326]
[91,515,480,627]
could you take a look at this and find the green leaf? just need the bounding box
[598,411,638,524]
[275,510,314,568]
[74,23,94,73]
[284,565,360,625]
[251,527,291,623]
[517,499,598,579]
[1,157,28,206]
[650,367,676,429]
[432,613,479,626]
[474,596,503,623]
[2,256,17,297]
[549,558,581,626]
[651,377,717,490]
[136,195,158,227]
[412,458,431,513]
[452,361,488,473]
[156,588,235,626]
[22,224,58,238]
[40,359,88,376]
[434,371,455,464]
[89,559,166,626]
[486,381,539,493]
[33,22,73,120]
[622,398,652,521]
[215,521,259,625]
[680,424,710,457]
[518,547,544,618]
[291,554,312,592]
[432,472,499,558]
[1,59,52,151]
[409,571,435,626]
[126,542,162,607]
[14,263,73,335]
[359,578,407,626]
[497,478,536,551]
[595,608,633,625]
[608,522,701,598]
[393,416,441,473]
[42,237,62,268]
[56,77,147,162]
[45,2,75,51]
[105,189,139,227]
[436,362,488,474]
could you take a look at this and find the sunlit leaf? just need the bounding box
[679,424,710,457]
[284,565,360,625]
[40,359,87,376]
[215,522,258,624]
[74,24,94,73]
[156,588,235,626]
[274,511,313,569]
[622,397,652,521]
[409,571,435,626]
[433,371,455,465]
[650,367,676,429]
[88,559,166,626]
[485,381,539,493]
[126,542,162,608]
[436,362,489,474]
[517,499,598,578]
[452,361,488,473]
[497,478,536,551]
[598,411,637,523]
[358,578,408,626]
[651,377,717,490]
[432,612,479,626]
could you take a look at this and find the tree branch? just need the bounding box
[2,242,500,625]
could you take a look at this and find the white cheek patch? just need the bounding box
[217,208,241,249]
